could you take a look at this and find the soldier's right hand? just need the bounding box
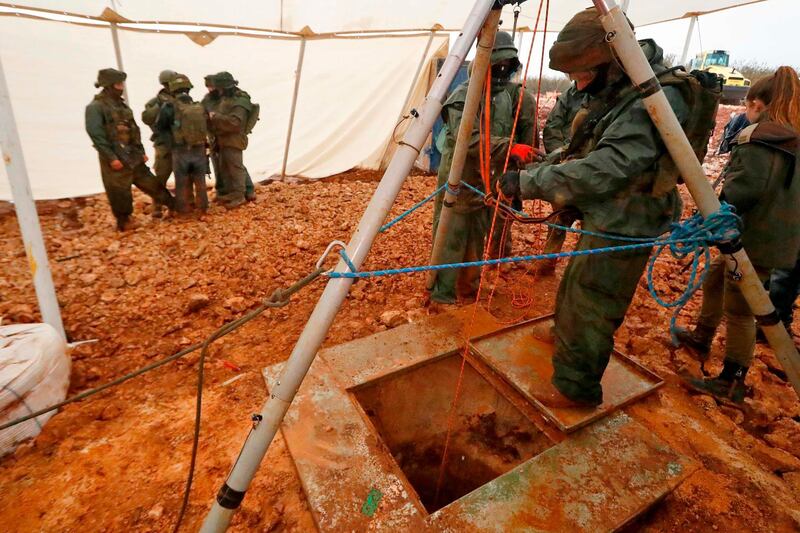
[110,159,124,171]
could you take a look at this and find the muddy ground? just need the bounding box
[1,105,800,532]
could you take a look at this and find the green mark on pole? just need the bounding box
[361,487,383,517]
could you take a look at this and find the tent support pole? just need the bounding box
[199,1,503,531]
[379,30,437,169]
[680,15,698,67]
[109,23,129,102]
[592,0,800,398]
[620,0,631,13]
[0,53,65,340]
[426,9,502,290]
[280,37,306,179]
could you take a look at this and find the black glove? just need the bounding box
[499,170,521,199]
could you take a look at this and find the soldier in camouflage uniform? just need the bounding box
[500,9,688,406]
[141,70,178,218]
[676,67,800,403]
[85,68,175,231]
[431,31,538,304]
[538,83,590,274]
[202,72,256,207]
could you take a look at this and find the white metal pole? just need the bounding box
[591,0,800,396]
[109,23,129,103]
[280,37,306,179]
[200,1,502,531]
[621,0,631,13]
[0,54,66,340]
[679,16,698,67]
[426,9,502,290]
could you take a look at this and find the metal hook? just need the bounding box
[315,240,349,272]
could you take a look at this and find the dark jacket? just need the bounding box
[721,119,800,269]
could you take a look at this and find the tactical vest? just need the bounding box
[96,94,142,147]
[172,99,208,147]
[213,89,254,150]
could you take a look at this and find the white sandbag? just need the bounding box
[0,323,70,458]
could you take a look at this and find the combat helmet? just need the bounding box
[168,74,193,93]
[95,68,126,88]
[212,71,238,89]
[159,69,178,85]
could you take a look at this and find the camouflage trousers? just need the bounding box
[211,147,255,200]
[542,207,580,254]
[430,204,490,304]
[153,145,173,209]
[696,255,770,367]
[551,230,651,404]
[173,145,209,214]
[99,157,174,220]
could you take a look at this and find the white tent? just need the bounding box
[0,0,764,200]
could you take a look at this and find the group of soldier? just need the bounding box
[85,68,258,231]
[432,8,800,408]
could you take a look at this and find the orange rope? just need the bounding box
[433,0,552,504]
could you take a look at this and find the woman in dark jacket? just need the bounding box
[677,66,800,403]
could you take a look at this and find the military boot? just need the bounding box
[673,324,716,362]
[151,202,164,219]
[116,215,130,232]
[683,359,749,405]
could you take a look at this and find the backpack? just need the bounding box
[244,102,260,134]
[172,99,208,146]
[658,67,723,163]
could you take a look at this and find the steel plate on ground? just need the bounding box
[470,315,663,433]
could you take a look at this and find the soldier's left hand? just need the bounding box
[142,154,149,163]
[499,171,521,200]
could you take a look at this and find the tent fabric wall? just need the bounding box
[6,1,765,32]
[0,12,446,199]
[0,0,765,200]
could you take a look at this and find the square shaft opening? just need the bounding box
[353,353,554,514]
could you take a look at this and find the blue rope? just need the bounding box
[379,184,446,233]
[646,202,742,344]
[337,202,742,344]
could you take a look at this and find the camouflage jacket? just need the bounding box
[141,88,174,147]
[85,89,145,168]
[721,120,800,269]
[542,83,589,154]
[519,40,686,238]
[437,80,537,213]
[207,88,253,150]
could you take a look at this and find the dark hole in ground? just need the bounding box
[353,353,554,513]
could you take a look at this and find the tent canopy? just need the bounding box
[0,0,765,200]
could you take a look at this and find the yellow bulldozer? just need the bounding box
[689,50,751,104]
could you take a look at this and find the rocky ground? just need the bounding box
[1,104,800,532]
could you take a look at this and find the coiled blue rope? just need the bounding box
[646,202,742,344]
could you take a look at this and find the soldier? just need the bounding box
[676,67,800,403]
[85,68,175,231]
[202,72,257,208]
[537,83,590,275]
[156,74,210,214]
[431,31,537,305]
[141,70,178,218]
[499,9,690,407]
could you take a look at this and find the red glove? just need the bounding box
[509,143,534,164]
[110,159,124,171]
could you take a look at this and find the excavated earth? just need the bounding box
[2,104,800,532]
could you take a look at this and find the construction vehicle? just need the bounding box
[689,50,750,104]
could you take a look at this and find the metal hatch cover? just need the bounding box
[471,315,664,433]
[262,305,694,532]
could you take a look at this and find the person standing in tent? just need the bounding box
[141,69,179,219]
[85,68,175,231]
[430,31,538,305]
[156,74,210,214]
[536,83,590,275]
[499,9,695,407]
[675,67,800,403]
[203,72,257,208]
